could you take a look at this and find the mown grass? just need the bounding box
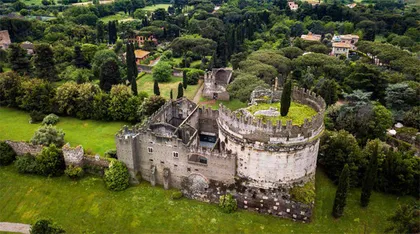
[247,102,317,126]
[143,3,171,11]
[137,74,201,100]
[0,107,125,156]
[100,11,133,23]
[0,165,414,233]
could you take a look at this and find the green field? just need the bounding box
[143,4,171,11]
[247,102,317,126]
[0,165,414,233]
[100,11,133,23]
[0,107,125,156]
[137,74,201,100]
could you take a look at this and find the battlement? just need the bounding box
[189,145,236,160]
[218,87,325,142]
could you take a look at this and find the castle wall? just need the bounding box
[134,132,236,189]
[219,128,319,187]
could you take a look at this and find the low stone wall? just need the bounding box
[5,141,109,170]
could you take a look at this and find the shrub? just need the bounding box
[171,191,183,200]
[30,110,46,124]
[42,114,60,125]
[290,181,315,205]
[0,141,16,166]
[30,219,65,234]
[104,160,130,191]
[36,144,65,177]
[31,125,65,147]
[185,69,204,85]
[219,194,237,213]
[65,165,84,179]
[104,149,117,159]
[15,154,38,174]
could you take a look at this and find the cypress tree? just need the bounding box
[332,164,350,218]
[108,21,112,43]
[34,43,57,81]
[361,141,379,207]
[177,82,183,99]
[280,78,292,116]
[182,70,188,89]
[153,80,160,96]
[8,43,30,75]
[170,89,173,99]
[96,21,104,43]
[73,45,86,68]
[126,43,138,95]
[131,43,138,92]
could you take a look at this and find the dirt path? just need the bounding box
[0,222,31,234]
[192,82,204,104]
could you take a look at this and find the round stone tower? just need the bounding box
[216,87,326,221]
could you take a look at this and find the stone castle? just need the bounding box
[115,86,325,222]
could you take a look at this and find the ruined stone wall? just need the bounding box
[5,141,43,156]
[198,107,219,134]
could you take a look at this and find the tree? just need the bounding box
[0,141,16,166]
[139,95,166,116]
[227,73,269,102]
[332,164,350,218]
[7,43,30,75]
[99,58,121,92]
[315,79,338,106]
[96,21,105,43]
[319,130,362,186]
[360,141,379,207]
[104,160,130,191]
[108,84,133,121]
[280,78,292,116]
[385,204,420,234]
[126,43,138,95]
[31,125,65,147]
[152,62,172,82]
[92,49,119,77]
[34,44,57,81]
[170,89,173,99]
[19,79,55,113]
[182,70,187,89]
[0,71,23,107]
[31,219,65,234]
[108,21,117,44]
[385,83,417,120]
[55,82,79,116]
[153,80,160,96]
[36,144,65,177]
[177,82,183,99]
[73,45,87,68]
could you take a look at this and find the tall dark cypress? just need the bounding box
[96,21,104,43]
[177,82,183,98]
[153,80,160,96]
[182,70,187,89]
[280,78,292,116]
[332,164,350,218]
[108,21,112,43]
[8,43,30,75]
[170,89,173,99]
[34,43,57,81]
[361,141,379,207]
[73,45,86,68]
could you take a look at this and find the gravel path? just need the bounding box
[0,222,31,234]
[193,82,204,104]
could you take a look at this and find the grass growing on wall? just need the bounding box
[0,107,125,156]
[0,166,414,233]
[247,102,317,126]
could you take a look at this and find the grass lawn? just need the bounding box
[137,74,202,100]
[143,4,171,11]
[100,11,132,23]
[0,165,414,233]
[247,102,317,126]
[22,0,46,6]
[0,107,125,156]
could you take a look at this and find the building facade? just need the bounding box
[116,87,325,221]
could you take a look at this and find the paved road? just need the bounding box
[0,222,31,234]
